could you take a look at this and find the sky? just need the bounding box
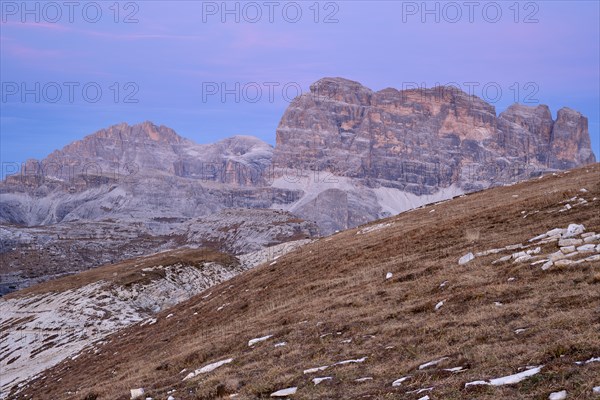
[1,0,599,173]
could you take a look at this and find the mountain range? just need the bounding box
[0,77,596,292]
[2,78,595,231]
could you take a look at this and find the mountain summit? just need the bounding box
[22,122,272,181]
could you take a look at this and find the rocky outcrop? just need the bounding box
[0,208,318,295]
[0,249,243,395]
[497,104,554,164]
[549,108,595,169]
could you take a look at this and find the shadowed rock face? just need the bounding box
[19,122,273,186]
[1,78,596,236]
[497,104,554,164]
[549,108,595,169]
[27,122,186,178]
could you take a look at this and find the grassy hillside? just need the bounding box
[10,164,600,400]
[4,248,239,300]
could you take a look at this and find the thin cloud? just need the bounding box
[1,38,64,60]
[1,20,72,31]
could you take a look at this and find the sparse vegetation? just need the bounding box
[5,248,238,299]
[9,165,600,399]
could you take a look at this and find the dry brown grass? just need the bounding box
[4,248,238,299]
[10,164,600,400]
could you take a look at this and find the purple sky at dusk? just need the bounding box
[1,1,599,171]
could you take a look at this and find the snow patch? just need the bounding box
[270,387,297,397]
[312,377,332,385]
[248,335,273,346]
[408,387,433,394]
[458,252,475,265]
[392,376,411,386]
[444,366,465,372]
[419,357,448,370]
[303,365,329,374]
[335,357,367,366]
[183,358,233,381]
[465,365,543,387]
[549,390,567,400]
[358,222,392,235]
[575,356,600,365]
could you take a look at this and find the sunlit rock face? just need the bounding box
[273,77,595,195]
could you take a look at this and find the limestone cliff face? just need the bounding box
[273,77,596,195]
[549,108,595,168]
[172,135,273,186]
[15,122,274,187]
[497,104,554,164]
[32,122,186,176]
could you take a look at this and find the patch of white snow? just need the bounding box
[270,387,297,397]
[465,365,543,387]
[419,357,448,369]
[549,390,567,400]
[458,252,475,265]
[312,377,332,385]
[392,376,411,386]
[183,358,233,381]
[248,335,273,346]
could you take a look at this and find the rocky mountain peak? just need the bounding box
[213,135,273,157]
[502,103,552,117]
[44,121,187,162]
[309,77,374,104]
[551,107,594,168]
[498,104,554,142]
[17,122,191,181]
[90,121,184,144]
[556,107,584,122]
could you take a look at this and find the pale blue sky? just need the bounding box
[1,1,599,171]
